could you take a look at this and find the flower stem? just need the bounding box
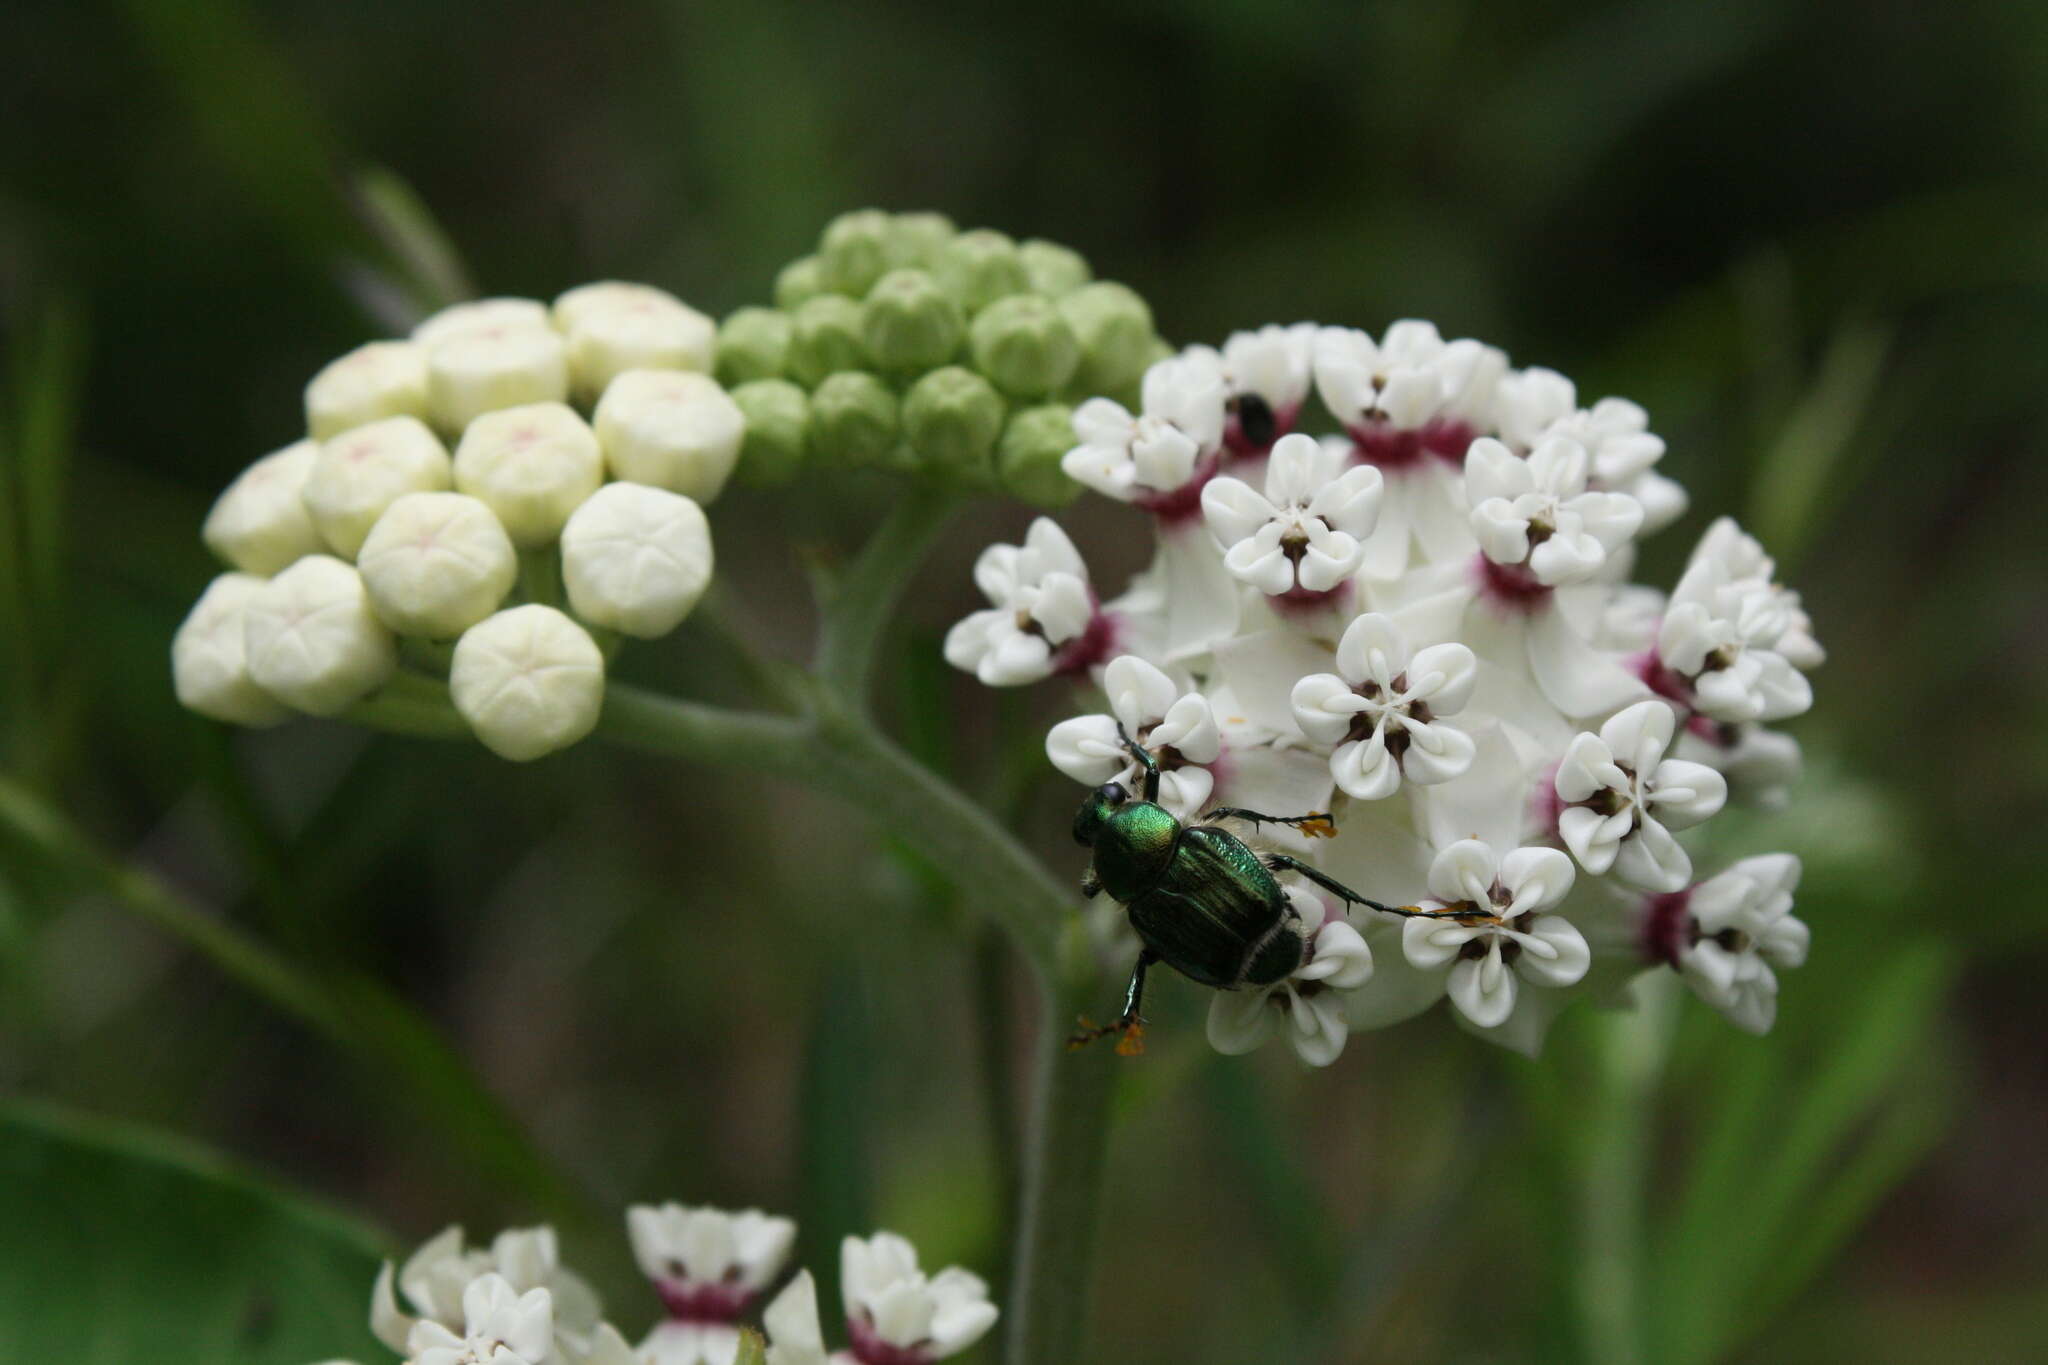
[813,485,957,705]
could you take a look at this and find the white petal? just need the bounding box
[1513,914,1590,988]
[1290,672,1367,746]
[1613,816,1693,892]
[1426,838,1498,904]
[1499,846,1577,913]
[1447,948,1518,1028]
[1404,641,1478,715]
[1398,719,1476,786]
[1206,987,1278,1055]
[1334,611,1410,688]
[1331,732,1403,801]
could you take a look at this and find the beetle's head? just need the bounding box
[1072,781,1129,846]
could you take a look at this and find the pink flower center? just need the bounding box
[846,1315,936,1365]
[1347,417,1476,470]
[654,1277,755,1324]
[1131,451,1222,526]
[1639,889,1693,967]
[1472,553,1551,614]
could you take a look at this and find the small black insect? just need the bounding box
[1068,725,1464,1054]
[1232,391,1278,451]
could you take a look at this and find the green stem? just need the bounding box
[813,486,957,705]
[519,545,563,609]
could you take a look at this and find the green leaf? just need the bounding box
[0,1100,387,1365]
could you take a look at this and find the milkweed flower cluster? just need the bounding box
[174,285,737,760]
[947,322,1823,1060]
[314,1206,995,1365]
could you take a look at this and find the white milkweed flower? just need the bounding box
[1201,432,1383,597]
[628,1204,797,1365]
[558,482,714,639]
[593,369,746,504]
[1207,885,1373,1066]
[405,1274,553,1365]
[1464,436,1643,587]
[425,320,571,436]
[1672,853,1809,1033]
[1400,840,1587,1029]
[453,402,607,547]
[171,572,290,726]
[1290,613,1478,800]
[942,517,1106,686]
[202,439,326,575]
[357,492,518,638]
[839,1233,999,1364]
[1046,654,1220,817]
[1657,517,1817,723]
[1061,353,1226,506]
[1183,323,1317,455]
[413,297,553,347]
[1312,321,1502,457]
[240,555,397,715]
[303,416,454,559]
[305,339,430,440]
[1554,700,1728,892]
[552,281,716,403]
[1539,394,1687,534]
[450,605,605,761]
[370,1224,603,1359]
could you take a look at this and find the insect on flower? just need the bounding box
[1067,724,1467,1055]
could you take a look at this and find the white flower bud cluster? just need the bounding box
[322,1206,997,1365]
[175,286,734,761]
[948,321,1824,1061]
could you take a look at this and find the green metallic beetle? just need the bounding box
[1068,725,1467,1054]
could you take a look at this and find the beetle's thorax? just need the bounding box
[1091,801,1181,902]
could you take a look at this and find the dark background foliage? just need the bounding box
[2,1,2044,1361]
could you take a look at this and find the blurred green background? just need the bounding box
[3,1,2046,1362]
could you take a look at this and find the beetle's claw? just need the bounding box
[1068,1014,1147,1055]
[1114,1020,1147,1056]
[1299,812,1337,839]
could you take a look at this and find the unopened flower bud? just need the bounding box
[305,341,429,440]
[203,439,326,574]
[935,229,1029,313]
[716,308,794,385]
[808,372,899,467]
[425,324,570,435]
[450,604,604,761]
[172,573,290,726]
[997,403,1082,507]
[861,269,965,373]
[452,402,605,547]
[774,255,830,311]
[888,211,957,269]
[412,297,551,347]
[819,208,896,297]
[303,416,453,558]
[729,379,810,485]
[1019,239,1092,298]
[1059,282,1156,396]
[903,367,1004,476]
[592,370,745,503]
[242,555,398,715]
[357,492,518,637]
[552,282,715,402]
[560,482,713,637]
[786,295,869,387]
[969,295,1080,399]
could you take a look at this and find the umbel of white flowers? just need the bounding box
[946,321,1822,1063]
[313,1205,997,1365]
[175,285,729,761]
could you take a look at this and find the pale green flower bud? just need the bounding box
[997,403,1082,507]
[412,297,551,347]
[593,370,745,503]
[425,324,570,435]
[888,211,957,268]
[452,402,605,547]
[357,491,518,637]
[786,295,869,388]
[1018,239,1092,298]
[903,367,1004,475]
[1059,282,1156,396]
[729,379,810,486]
[969,295,1080,399]
[450,604,604,761]
[172,572,290,726]
[552,282,716,403]
[934,229,1029,313]
[819,208,896,297]
[808,372,899,467]
[303,417,453,558]
[560,482,713,638]
[861,269,965,374]
[242,555,398,716]
[716,308,794,385]
[305,340,429,441]
[774,255,830,311]
[203,439,326,574]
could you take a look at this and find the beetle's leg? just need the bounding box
[1200,806,1337,839]
[1114,720,1161,804]
[1264,853,1471,919]
[1067,951,1154,1056]
[1080,866,1103,899]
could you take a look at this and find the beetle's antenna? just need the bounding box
[1114,720,1161,804]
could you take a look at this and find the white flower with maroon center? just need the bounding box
[1291,613,1478,801]
[1061,353,1227,516]
[404,1274,553,1365]
[1182,323,1316,456]
[1399,840,1588,1029]
[1207,884,1374,1066]
[370,1225,601,1359]
[1655,517,1816,723]
[1465,436,1643,588]
[1311,322,1500,469]
[1642,853,1809,1033]
[1537,393,1688,535]
[838,1233,997,1365]
[1554,700,1728,892]
[1200,432,1383,599]
[1046,655,1220,818]
[628,1203,796,1365]
[942,518,1108,686]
